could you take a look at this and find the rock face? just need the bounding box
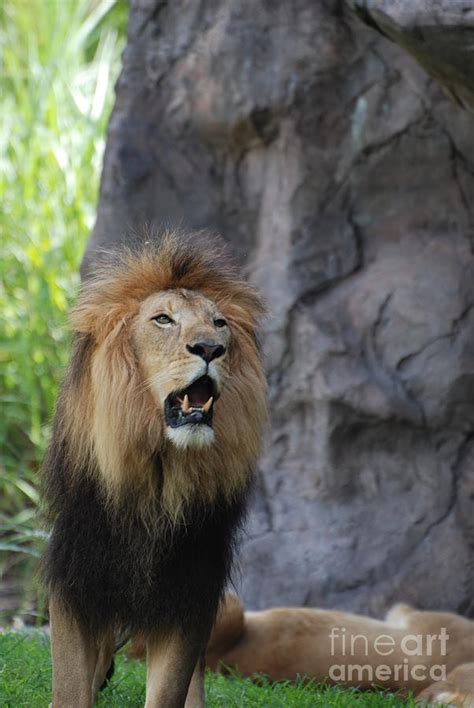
[349,1,474,112]
[85,0,474,617]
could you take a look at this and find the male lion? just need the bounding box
[40,231,267,708]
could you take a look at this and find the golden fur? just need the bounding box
[199,595,474,695]
[53,233,266,523]
[43,231,267,706]
[416,663,474,706]
[56,231,267,527]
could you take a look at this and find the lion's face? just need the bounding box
[61,231,267,523]
[133,289,231,449]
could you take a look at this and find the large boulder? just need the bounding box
[85,0,474,617]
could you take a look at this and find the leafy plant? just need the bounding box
[0,0,127,620]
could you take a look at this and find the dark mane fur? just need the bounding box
[41,437,249,635]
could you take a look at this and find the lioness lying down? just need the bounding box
[130,594,474,695]
[202,595,474,695]
[206,595,474,696]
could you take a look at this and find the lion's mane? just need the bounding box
[40,231,267,635]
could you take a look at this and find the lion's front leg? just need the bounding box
[145,631,206,708]
[185,655,206,708]
[91,628,116,699]
[49,595,98,708]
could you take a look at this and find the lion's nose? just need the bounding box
[186,342,226,363]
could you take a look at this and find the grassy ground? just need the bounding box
[0,632,418,707]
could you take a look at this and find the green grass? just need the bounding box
[0,632,418,707]
[0,0,127,615]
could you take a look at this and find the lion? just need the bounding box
[200,595,474,695]
[40,231,267,708]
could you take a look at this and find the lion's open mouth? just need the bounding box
[165,375,218,428]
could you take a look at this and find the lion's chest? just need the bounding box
[42,476,247,634]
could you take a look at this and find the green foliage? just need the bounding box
[0,632,418,707]
[0,0,126,612]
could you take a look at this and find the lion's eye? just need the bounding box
[213,318,227,328]
[153,314,174,326]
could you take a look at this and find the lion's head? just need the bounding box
[50,231,267,525]
[132,286,231,450]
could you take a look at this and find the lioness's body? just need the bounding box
[205,596,474,694]
[41,232,266,707]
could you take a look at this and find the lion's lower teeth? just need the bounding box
[202,396,213,413]
[180,396,213,415]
